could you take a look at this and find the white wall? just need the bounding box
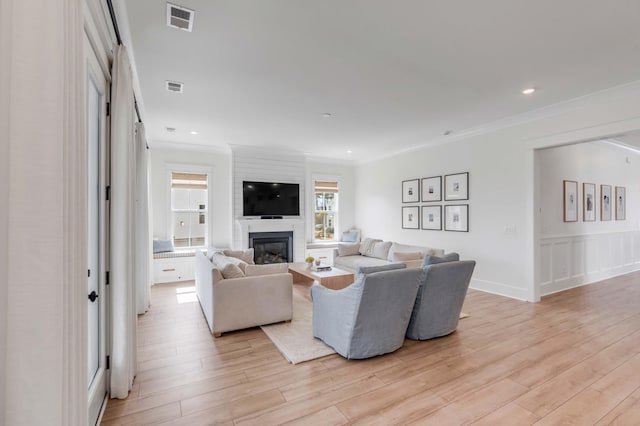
[355,82,640,301]
[306,160,356,243]
[150,145,233,248]
[537,141,640,295]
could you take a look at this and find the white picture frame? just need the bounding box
[444,172,469,201]
[421,176,442,202]
[615,186,626,220]
[421,205,442,230]
[444,204,469,232]
[402,206,420,229]
[601,184,612,221]
[402,179,420,203]
[583,182,596,222]
[563,180,578,222]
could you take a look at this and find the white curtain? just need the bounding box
[110,44,137,399]
[135,122,152,314]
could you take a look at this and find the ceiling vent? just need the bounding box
[166,3,194,32]
[165,80,184,93]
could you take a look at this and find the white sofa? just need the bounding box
[195,250,293,337]
[333,239,445,272]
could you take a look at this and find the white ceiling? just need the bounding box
[121,0,640,162]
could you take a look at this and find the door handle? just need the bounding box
[88,291,99,302]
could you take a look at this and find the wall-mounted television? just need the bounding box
[243,181,300,217]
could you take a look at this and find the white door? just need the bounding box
[86,37,109,425]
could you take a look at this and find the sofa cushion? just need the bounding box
[211,268,224,282]
[356,263,406,275]
[341,231,359,242]
[245,263,289,277]
[334,254,390,271]
[371,241,392,260]
[387,242,444,262]
[223,249,255,264]
[338,243,361,257]
[422,252,460,267]
[211,253,249,273]
[220,263,245,279]
[392,251,423,262]
[359,238,381,256]
[153,239,174,253]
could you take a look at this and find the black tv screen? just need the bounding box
[243,181,300,216]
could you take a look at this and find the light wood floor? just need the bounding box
[102,272,640,425]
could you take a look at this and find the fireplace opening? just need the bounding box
[249,231,293,264]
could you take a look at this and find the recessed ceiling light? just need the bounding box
[166,127,176,132]
[322,113,332,118]
[522,87,536,95]
[347,150,353,154]
[190,131,198,135]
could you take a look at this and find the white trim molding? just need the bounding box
[539,231,640,296]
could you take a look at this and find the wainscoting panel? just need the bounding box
[540,231,640,296]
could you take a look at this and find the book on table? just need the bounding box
[312,264,332,271]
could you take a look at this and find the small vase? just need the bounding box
[306,262,313,268]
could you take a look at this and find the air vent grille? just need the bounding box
[166,3,194,32]
[166,80,184,93]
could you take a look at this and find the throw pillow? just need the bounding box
[220,263,245,279]
[358,238,381,256]
[392,251,423,262]
[223,249,255,265]
[152,239,174,254]
[338,243,361,257]
[211,268,224,282]
[422,252,460,267]
[356,263,406,275]
[211,253,249,273]
[341,231,358,242]
[245,263,289,277]
[371,241,392,260]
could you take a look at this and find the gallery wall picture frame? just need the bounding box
[444,172,469,201]
[601,184,612,221]
[444,204,469,232]
[563,180,578,222]
[615,186,626,220]
[583,182,596,222]
[402,179,420,203]
[421,176,442,202]
[421,205,442,230]
[402,206,420,229]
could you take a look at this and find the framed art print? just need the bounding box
[600,184,612,221]
[563,180,578,222]
[402,179,420,203]
[615,186,626,220]
[444,172,469,201]
[421,205,442,230]
[444,204,469,232]
[402,206,420,229]
[583,182,596,222]
[421,176,442,202]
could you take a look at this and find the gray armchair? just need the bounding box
[310,267,421,359]
[406,260,476,340]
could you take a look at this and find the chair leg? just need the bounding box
[213,332,222,338]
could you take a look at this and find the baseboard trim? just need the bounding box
[470,278,529,302]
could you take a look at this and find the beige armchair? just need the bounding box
[195,251,293,337]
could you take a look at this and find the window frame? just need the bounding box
[311,174,341,242]
[165,164,213,249]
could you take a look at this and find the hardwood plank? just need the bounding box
[101,274,640,425]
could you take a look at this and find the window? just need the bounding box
[170,171,207,248]
[314,179,339,241]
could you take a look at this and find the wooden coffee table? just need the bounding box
[288,262,355,290]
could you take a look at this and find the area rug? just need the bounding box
[260,293,470,365]
[260,292,336,364]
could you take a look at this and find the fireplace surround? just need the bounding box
[249,231,294,264]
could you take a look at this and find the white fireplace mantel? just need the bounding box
[235,218,306,262]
